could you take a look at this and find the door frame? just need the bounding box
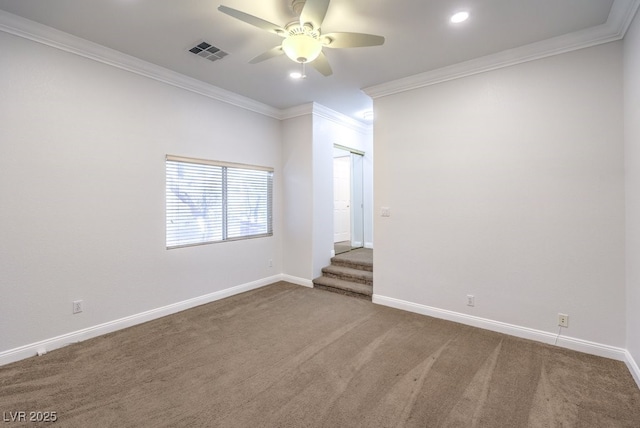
[333,144,365,251]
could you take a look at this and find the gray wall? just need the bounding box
[625,9,640,379]
[373,42,626,349]
[0,27,375,361]
[0,30,283,354]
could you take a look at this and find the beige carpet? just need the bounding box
[334,241,352,255]
[1,281,639,427]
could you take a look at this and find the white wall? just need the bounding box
[624,9,640,375]
[7,6,632,372]
[312,111,373,278]
[373,42,626,348]
[281,107,374,281]
[312,115,335,278]
[281,114,314,282]
[0,31,282,354]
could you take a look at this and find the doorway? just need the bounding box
[333,145,364,255]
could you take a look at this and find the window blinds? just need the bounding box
[166,155,273,249]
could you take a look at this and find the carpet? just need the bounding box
[334,241,352,255]
[1,281,639,427]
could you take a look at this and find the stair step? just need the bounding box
[322,265,373,285]
[312,276,372,299]
[330,256,373,272]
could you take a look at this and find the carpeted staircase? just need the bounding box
[313,249,373,300]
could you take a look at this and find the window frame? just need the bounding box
[165,154,273,249]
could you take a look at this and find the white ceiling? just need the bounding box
[0,0,636,122]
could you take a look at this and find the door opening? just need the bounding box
[333,145,364,255]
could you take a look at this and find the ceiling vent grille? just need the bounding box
[188,41,228,62]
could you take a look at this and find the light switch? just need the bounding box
[381,207,391,217]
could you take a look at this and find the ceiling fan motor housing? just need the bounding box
[291,0,306,16]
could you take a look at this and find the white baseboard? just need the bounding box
[372,294,628,362]
[625,350,640,389]
[0,275,283,367]
[7,279,632,382]
[280,274,314,288]
[364,242,374,249]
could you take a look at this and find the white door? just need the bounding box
[333,156,351,243]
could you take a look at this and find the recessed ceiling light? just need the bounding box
[357,109,374,120]
[450,11,469,24]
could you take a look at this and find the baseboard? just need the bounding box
[364,242,374,249]
[0,275,282,367]
[372,294,628,362]
[625,350,640,389]
[280,274,314,288]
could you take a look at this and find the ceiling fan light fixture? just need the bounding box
[218,1,384,77]
[282,34,322,63]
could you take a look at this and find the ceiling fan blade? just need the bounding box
[218,5,286,36]
[249,46,284,64]
[310,51,332,76]
[322,32,385,48]
[299,0,330,31]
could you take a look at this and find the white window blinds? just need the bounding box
[166,155,273,249]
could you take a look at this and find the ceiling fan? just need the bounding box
[218,0,385,76]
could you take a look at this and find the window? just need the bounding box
[166,155,273,249]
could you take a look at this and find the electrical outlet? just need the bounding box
[268,259,273,268]
[73,300,83,314]
[467,295,475,307]
[558,313,569,328]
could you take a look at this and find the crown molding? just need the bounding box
[3,1,637,125]
[0,9,370,129]
[279,103,315,120]
[279,102,372,133]
[0,10,282,119]
[364,0,640,100]
[610,0,640,36]
[312,103,373,134]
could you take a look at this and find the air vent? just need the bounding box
[188,41,229,62]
